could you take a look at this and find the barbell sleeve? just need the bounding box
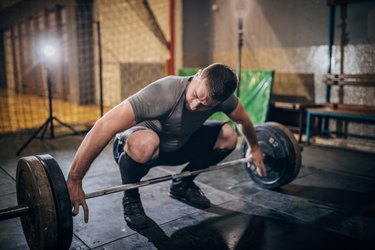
[0,205,30,221]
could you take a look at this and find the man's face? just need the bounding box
[185,73,219,111]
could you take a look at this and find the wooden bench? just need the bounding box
[305,74,375,144]
[269,73,319,142]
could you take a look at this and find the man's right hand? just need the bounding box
[67,178,89,223]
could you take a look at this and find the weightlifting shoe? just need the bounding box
[169,180,211,209]
[122,196,148,229]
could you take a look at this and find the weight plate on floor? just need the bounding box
[240,122,301,189]
[268,122,302,184]
[16,155,72,250]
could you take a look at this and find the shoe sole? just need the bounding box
[168,192,211,209]
[125,218,148,229]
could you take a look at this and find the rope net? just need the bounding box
[0,0,170,135]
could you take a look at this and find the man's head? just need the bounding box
[185,63,238,111]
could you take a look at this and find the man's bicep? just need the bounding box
[98,99,137,134]
[227,101,249,124]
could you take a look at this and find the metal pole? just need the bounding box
[324,5,336,133]
[326,5,335,102]
[0,158,252,220]
[169,0,175,75]
[96,20,104,117]
[46,66,55,138]
[236,17,243,98]
[85,157,252,199]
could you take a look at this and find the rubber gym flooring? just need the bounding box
[0,134,374,249]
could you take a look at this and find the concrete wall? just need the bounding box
[183,0,375,138]
[182,0,212,67]
[183,0,374,101]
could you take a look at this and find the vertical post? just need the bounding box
[324,4,336,133]
[24,19,34,94]
[236,17,243,98]
[17,23,26,93]
[168,0,175,75]
[10,26,20,92]
[95,20,104,117]
[33,16,43,96]
[55,4,67,100]
[0,29,6,88]
[326,5,335,102]
[305,111,311,145]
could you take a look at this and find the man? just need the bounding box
[67,63,266,229]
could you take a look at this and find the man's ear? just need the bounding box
[194,69,202,78]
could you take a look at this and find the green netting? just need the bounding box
[178,68,274,125]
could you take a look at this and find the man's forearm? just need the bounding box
[228,101,259,149]
[238,120,259,150]
[68,100,137,182]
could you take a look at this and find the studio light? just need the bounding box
[42,45,56,58]
[17,42,79,155]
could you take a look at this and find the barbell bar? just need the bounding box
[0,157,252,220]
[85,157,252,199]
[0,122,302,250]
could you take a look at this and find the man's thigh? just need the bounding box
[158,120,225,166]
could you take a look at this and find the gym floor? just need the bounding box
[0,134,374,250]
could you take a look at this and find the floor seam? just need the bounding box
[0,165,16,182]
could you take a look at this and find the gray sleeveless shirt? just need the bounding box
[128,76,238,152]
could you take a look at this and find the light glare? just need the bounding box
[43,45,55,58]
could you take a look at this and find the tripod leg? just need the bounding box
[39,118,50,140]
[16,119,49,156]
[53,117,81,135]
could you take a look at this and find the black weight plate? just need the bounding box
[269,122,302,183]
[36,154,73,250]
[17,156,59,250]
[264,123,296,185]
[241,122,300,189]
[241,124,288,188]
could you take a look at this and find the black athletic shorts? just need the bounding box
[113,120,225,166]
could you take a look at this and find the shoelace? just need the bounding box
[186,185,204,197]
[128,202,144,215]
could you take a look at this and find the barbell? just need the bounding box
[0,122,301,250]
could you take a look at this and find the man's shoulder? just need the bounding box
[153,75,189,88]
[149,76,189,95]
[130,76,189,104]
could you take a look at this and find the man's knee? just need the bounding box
[214,123,237,150]
[124,130,160,163]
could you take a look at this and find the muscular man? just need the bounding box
[67,63,266,229]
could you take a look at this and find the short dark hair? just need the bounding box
[200,63,238,102]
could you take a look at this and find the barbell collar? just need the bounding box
[85,157,252,200]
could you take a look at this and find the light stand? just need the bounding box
[16,46,80,155]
